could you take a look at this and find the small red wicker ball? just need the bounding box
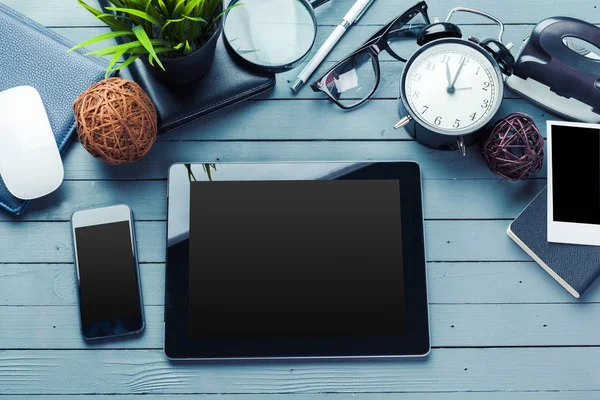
[481,113,544,180]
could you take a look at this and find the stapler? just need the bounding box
[506,17,600,123]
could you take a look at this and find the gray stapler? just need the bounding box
[506,17,600,123]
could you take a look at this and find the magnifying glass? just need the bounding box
[223,0,330,73]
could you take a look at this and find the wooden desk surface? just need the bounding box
[1,0,599,397]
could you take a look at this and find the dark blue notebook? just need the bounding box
[0,3,110,215]
[507,187,600,298]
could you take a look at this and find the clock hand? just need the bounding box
[445,60,452,88]
[447,57,466,93]
[453,86,472,91]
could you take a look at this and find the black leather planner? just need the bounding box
[508,187,600,298]
[123,36,276,133]
[0,3,110,215]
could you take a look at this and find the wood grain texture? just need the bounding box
[3,261,599,307]
[2,303,600,349]
[51,141,547,180]
[3,395,597,400]
[0,395,597,400]
[147,99,554,142]
[5,0,598,27]
[1,0,597,397]
[0,220,531,264]
[0,348,599,394]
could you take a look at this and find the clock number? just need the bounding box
[412,90,420,100]
[421,105,429,114]
[453,119,460,128]
[441,54,450,63]
[481,99,489,109]
[426,61,435,71]
[482,81,490,91]
[413,72,421,82]
[476,66,480,76]
[434,116,442,125]
[470,112,477,121]
[459,55,469,64]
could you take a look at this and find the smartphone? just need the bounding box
[71,205,144,340]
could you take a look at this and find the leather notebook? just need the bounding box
[122,37,276,133]
[0,2,110,215]
[507,187,600,298]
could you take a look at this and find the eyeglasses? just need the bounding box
[310,2,430,109]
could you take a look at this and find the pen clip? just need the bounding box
[354,0,376,23]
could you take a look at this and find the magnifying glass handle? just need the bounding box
[310,0,332,9]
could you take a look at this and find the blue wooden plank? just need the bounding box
[2,303,600,348]
[53,142,546,180]
[151,99,551,141]
[3,261,599,306]
[6,395,597,400]
[5,0,597,26]
[0,348,599,394]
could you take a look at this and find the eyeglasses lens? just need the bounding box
[320,51,377,108]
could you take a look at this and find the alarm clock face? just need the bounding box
[401,39,503,135]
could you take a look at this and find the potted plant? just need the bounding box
[70,0,238,84]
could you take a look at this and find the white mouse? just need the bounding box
[0,86,64,200]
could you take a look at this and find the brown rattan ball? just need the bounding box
[73,77,157,165]
[481,113,544,181]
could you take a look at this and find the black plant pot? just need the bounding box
[142,24,223,85]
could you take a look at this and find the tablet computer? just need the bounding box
[165,162,429,360]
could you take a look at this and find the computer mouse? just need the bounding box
[0,86,64,200]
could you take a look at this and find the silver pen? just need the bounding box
[290,0,376,93]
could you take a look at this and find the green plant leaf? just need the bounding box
[85,40,142,56]
[144,0,168,27]
[182,14,206,23]
[157,0,170,16]
[183,0,202,16]
[78,0,130,31]
[132,24,165,70]
[68,30,134,52]
[106,6,163,27]
[159,17,185,36]
[105,48,129,78]
[85,39,170,56]
[172,0,186,18]
[184,40,192,55]
[114,54,141,72]
[214,3,242,21]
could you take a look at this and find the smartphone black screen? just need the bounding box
[75,221,143,339]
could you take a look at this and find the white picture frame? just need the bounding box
[547,120,600,246]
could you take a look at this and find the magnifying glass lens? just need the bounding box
[224,0,316,71]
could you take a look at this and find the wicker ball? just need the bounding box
[73,77,158,165]
[481,113,544,180]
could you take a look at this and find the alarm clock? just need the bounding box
[394,7,515,155]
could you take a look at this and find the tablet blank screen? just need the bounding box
[187,180,406,338]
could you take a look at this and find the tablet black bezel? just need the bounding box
[165,162,429,359]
